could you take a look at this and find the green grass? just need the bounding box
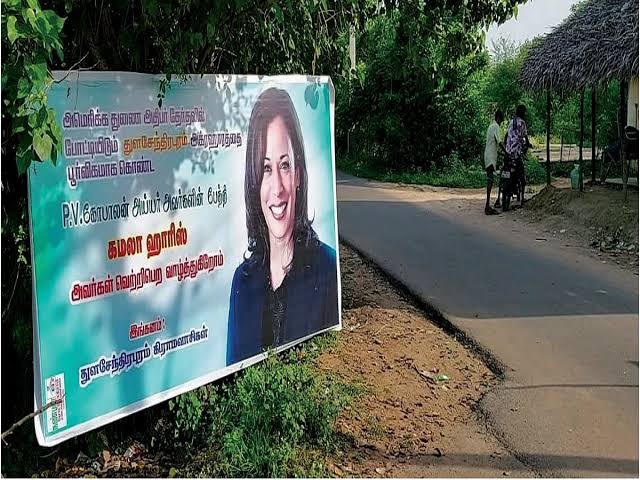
[168,332,360,478]
[338,154,547,188]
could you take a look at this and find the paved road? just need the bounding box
[336,171,639,477]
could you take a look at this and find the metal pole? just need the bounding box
[591,87,596,184]
[546,89,551,186]
[579,89,584,192]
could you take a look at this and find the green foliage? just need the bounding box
[483,37,547,135]
[166,336,355,478]
[57,0,365,79]
[339,152,549,188]
[2,0,65,173]
[336,1,524,176]
[524,156,546,185]
[168,387,213,448]
[209,354,349,477]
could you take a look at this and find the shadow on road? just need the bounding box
[337,174,638,319]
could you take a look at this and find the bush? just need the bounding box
[165,334,354,478]
[207,351,352,478]
[338,151,551,188]
[524,157,546,185]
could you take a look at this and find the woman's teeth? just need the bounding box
[270,203,286,219]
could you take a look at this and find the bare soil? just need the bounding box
[319,245,534,478]
[371,177,638,274]
[514,184,639,271]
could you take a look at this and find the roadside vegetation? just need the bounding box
[336,19,621,187]
[3,0,621,476]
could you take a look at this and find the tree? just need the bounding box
[336,0,526,172]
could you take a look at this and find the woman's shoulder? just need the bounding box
[232,255,265,287]
[299,239,336,271]
[316,240,336,264]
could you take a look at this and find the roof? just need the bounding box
[520,0,639,93]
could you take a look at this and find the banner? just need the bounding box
[28,72,341,446]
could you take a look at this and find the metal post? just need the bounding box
[579,89,584,192]
[546,89,551,186]
[591,87,596,184]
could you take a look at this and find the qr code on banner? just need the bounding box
[45,374,67,432]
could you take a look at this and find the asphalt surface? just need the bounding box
[336,171,639,477]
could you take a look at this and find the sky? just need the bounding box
[485,0,579,51]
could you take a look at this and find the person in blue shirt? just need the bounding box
[227,87,339,365]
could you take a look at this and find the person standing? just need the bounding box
[505,104,531,207]
[484,109,505,215]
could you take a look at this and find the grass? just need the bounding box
[169,331,361,478]
[338,154,547,188]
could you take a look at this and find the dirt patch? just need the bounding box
[361,176,638,273]
[516,185,639,270]
[318,245,534,478]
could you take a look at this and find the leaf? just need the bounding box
[17,77,30,98]
[33,131,52,161]
[22,8,37,29]
[288,36,295,51]
[17,148,32,174]
[35,14,51,36]
[26,0,39,10]
[27,62,48,83]
[273,5,284,24]
[7,16,19,43]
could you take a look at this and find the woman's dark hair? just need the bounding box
[244,87,316,268]
[516,104,527,119]
[495,109,504,122]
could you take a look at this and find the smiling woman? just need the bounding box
[226,88,338,365]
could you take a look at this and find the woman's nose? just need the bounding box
[272,168,284,197]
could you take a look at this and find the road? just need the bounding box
[336,171,639,477]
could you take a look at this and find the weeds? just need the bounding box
[168,332,356,478]
[338,153,547,188]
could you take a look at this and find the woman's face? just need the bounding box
[260,115,299,244]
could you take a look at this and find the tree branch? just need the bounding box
[53,53,90,84]
[1,397,64,443]
[1,267,20,320]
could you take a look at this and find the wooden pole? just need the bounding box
[591,87,596,184]
[579,89,584,192]
[620,80,628,200]
[546,88,551,186]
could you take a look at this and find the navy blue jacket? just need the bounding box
[226,241,338,365]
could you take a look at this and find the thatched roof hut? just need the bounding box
[520,0,639,93]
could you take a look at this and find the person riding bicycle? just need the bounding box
[504,104,531,208]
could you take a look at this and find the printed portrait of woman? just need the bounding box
[226,87,339,365]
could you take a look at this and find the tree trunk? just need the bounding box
[591,87,596,184]
[579,89,584,192]
[546,89,551,186]
[620,80,629,200]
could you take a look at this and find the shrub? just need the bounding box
[208,352,352,478]
[166,334,353,478]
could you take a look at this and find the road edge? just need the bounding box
[338,237,542,477]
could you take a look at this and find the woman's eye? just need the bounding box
[263,164,272,173]
[280,160,290,171]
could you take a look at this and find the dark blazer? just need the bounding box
[226,240,338,365]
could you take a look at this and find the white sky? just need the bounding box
[485,0,579,48]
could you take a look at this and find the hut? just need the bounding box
[520,0,639,196]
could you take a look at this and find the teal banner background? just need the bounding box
[29,73,339,446]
